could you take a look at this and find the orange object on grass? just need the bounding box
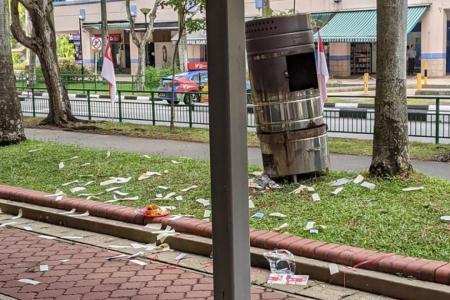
[145,204,170,218]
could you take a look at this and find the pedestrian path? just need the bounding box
[25,128,450,180]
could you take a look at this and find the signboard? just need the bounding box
[94,34,121,42]
[188,61,208,71]
[91,37,102,51]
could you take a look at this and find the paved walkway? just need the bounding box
[25,128,450,180]
[0,229,300,300]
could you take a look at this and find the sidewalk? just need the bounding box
[25,128,450,180]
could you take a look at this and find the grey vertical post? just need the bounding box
[206,0,250,299]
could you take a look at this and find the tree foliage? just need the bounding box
[56,34,75,62]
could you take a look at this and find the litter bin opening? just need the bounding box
[286,52,318,92]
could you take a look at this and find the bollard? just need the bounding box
[423,61,428,86]
[416,73,422,91]
[363,73,369,96]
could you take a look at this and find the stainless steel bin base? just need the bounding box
[258,125,330,178]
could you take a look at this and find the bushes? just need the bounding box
[144,66,179,89]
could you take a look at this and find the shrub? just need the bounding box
[144,66,160,89]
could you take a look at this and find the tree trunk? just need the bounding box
[178,29,188,72]
[10,0,77,127]
[170,11,185,130]
[25,11,36,82]
[0,0,25,145]
[369,0,412,177]
[136,43,146,91]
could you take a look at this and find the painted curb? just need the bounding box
[0,184,449,286]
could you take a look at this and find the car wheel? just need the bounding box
[183,93,200,105]
[166,99,179,105]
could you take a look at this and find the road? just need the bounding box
[25,128,450,180]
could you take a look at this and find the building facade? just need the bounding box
[53,0,450,77]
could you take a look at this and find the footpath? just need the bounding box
[25,128,450,180]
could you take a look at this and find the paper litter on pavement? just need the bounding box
[61,236,83,240]
[331,187,344,195]
[0,222,17,228]
[402,186,425,192]
[11,209,22,220]
[311,193,320,202]
[130,259,147,266]
[72,211,90,217]
[108,252,144,261]
[58,208,76,215]
[175,253,188,261]
[329,263,339,275]
[196,199,210,207]
[353,175,364,184]
[23,226,33,231]
[267,274,309,286]
[39,265,49,272]
[18,279,41,285]
[181,185,198,192]
[38,235,56,240]
[269,212,286,218]
[361,181,376,190]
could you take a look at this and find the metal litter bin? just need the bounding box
[246,14,329,178]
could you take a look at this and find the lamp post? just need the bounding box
[79,9,86,76]
[140,7,150,66]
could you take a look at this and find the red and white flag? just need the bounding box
[101,36,116,102]
[317,32,329,107]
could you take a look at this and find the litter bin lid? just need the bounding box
[245,14,311,40]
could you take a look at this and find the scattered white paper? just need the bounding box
[0,222,16,228]
[113,191,129,196]
[164,192,176,199]
[331,187,344,195]
[160,206,176,211]
[68,156,79,161]
[83,181,95,187]
[120,196,139,201]
[175,253,188,261]
[61,236,83,239]
[329,263,339,275]
[87,196,100,200]
[156,193,163,199]
[171,160,181,164]
[23,226,33,231]
[196,198,210,207]
[143,155,151,159]
[55,195,64,201]
[73,211,89,217]
[130,259,147,266]
[353,175,364,184]
[101,179,117,186]
[39,265,49,272]
[158,186,169,190]
[267,274,309,286]
[62,180,79,187]
[59,161,65,170]
[115,177,132,184]
[45,190,64,198]
[106,186,121,192]
[311,193,320,202]
[18,279,40,285]
[290,185,306,194]
[402,187,425,192]
[274,223,289,232]
[361,181,376,190]
[309,229,319,234]
[80,163,91,167]
[70,187,86,194]
[108,252,144,261]
[330,178,352,187]
[269,212,286,218]
[249,199,255,209]
[175,195,183,201]
[181,185,198,192]
[79,174,94,178]
[203,210,211,218]
[306,186,315,192]
[109,245,132,249]
[106,151,111,158]
[11,209,22,220]
[305,221,316,231]
[138,172,161,181]
[28,148,42,153]
[440,216,450,223]
[157,231,178,243]
[163,170,169,174]
[38,235,56,240]
[58,208,76,215]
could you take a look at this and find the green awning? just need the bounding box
[314,6,428,43]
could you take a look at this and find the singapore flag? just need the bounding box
[317,31,329,107]
[101,36,117,102]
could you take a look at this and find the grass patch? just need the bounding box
[23,117,450,162]
[1,140,449,261]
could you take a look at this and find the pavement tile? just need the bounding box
[0,228,299,300]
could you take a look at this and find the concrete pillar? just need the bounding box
[81,30,93,71]
[421,6,447,77]
[129,33,139,75]
[329,43,351,77]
